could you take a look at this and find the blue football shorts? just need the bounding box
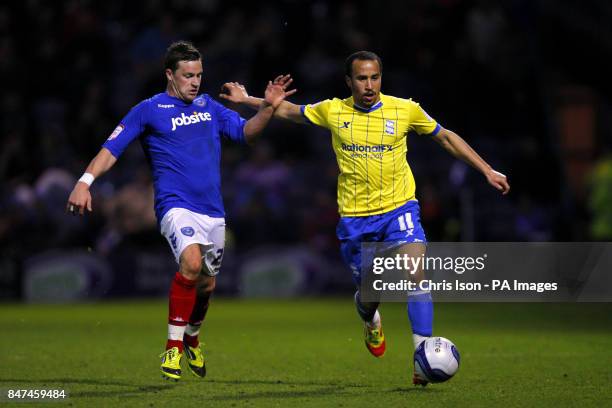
[336,200,427,285]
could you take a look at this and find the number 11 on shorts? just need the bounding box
[398,212,414,231]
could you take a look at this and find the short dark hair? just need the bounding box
[164,41,201,72]
[344,51,383,77]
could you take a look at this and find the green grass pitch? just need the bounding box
[1,299,611,407]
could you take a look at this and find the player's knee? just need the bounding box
[180,256,202,280]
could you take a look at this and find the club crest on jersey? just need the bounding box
[107,124,124,141]
[194,97,206,107]
[385,120,395,135]
[171,111,212,131]
[180,226,195,237]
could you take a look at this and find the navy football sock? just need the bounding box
[354,291,379,323]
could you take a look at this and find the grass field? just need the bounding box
[1,299,611,407]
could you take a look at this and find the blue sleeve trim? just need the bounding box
[300,105,313,124]
[428,123,441,137]
[101,145,120,159]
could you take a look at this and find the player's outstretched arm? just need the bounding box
[66,147,117,215]
[433,127,510,195]
[220,75,305,124]
[242,80,295,144]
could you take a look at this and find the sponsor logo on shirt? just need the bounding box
[341,143,393,153]
[341,142,393,159]
[107,124,124,141]
[171,111,212,131]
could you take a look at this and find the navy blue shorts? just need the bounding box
[336,200,427,285]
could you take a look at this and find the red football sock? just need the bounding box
[184,293,211,348]
[166,272,196,352]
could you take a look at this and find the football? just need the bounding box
[414,337,460,383]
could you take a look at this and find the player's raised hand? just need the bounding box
[66,183,93,216]
[273,74,294,91]
[219,82,249,104]
[486,169,510,195]
[264,74,297,109]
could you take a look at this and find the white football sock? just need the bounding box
[168,324,186,341]
[366,310,381,329]
[413,333,429,349]
[185,323,201,337]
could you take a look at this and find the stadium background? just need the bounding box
[1,0,611,301]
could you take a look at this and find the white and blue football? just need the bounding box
[414,337,460,383]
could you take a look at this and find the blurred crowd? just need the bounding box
[1,0,611,279]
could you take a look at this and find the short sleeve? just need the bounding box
[408,100,440,136]
[102,100,149,158]
[302,99,333,129]
[212,100,247,144]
